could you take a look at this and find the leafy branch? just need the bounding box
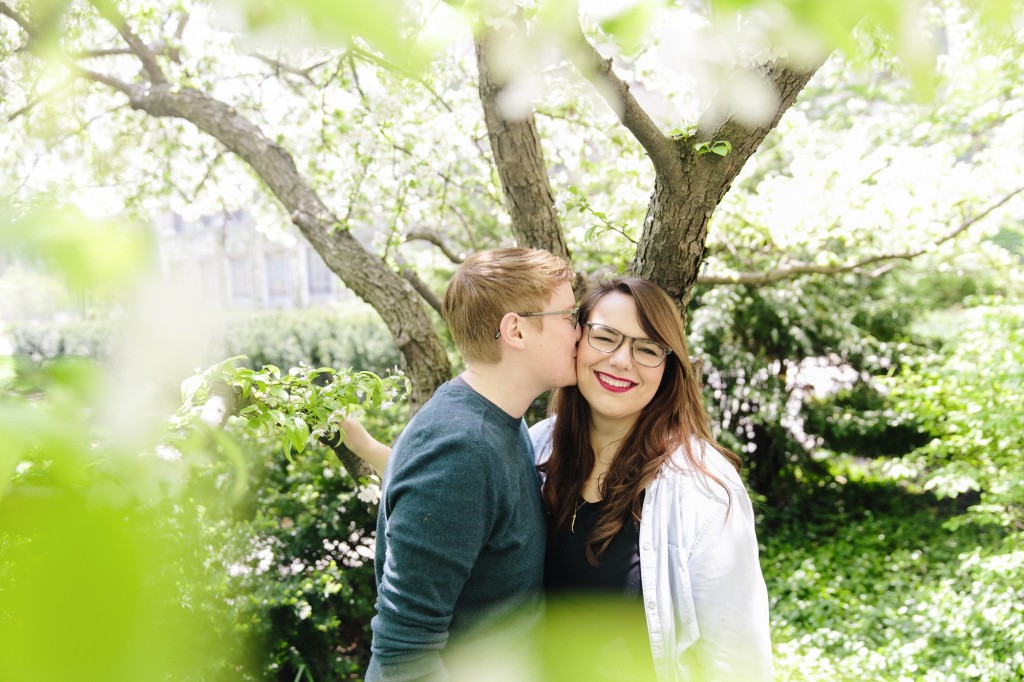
[175,357,408,480]
[564,185,637,245]
[699,185,1024,286]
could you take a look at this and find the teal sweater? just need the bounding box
[365,381,546,682]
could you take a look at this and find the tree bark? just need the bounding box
[632,62,825,311]
[475,26,571,263]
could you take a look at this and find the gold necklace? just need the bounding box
[570,498,587,534]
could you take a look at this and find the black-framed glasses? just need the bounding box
[494,307,580,339]
[585,322,673,368]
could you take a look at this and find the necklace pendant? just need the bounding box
[570,498,585,534]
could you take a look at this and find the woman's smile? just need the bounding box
[594,371,636,392]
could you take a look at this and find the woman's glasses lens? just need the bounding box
[586,324,667,368]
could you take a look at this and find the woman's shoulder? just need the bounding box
[528,416,555,439]
[528,416,555,465]
[662,437,747,494]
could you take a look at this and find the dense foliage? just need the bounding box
[7,306,401,376]
[888,301,1024,530]
[168,360,409,679]
[763,477,1023,681]
[0,348,406,680]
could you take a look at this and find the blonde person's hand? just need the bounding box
[340,414,392,477]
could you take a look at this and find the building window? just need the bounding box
[229,256,253,302]
[199,257,222,302]
[307,249,334,297]
[265,251,291,301]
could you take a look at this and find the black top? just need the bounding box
[543,495,655,681]
[544,496,643,595]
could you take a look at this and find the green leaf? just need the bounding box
[710,140,733,156]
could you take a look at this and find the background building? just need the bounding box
[154,210,352,310]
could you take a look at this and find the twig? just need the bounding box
[89,0,167,83]
[405,230,463,264]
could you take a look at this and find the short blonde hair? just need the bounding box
[442,247,575,364]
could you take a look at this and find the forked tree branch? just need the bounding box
[562,19,681,182]
[89,0,167,83]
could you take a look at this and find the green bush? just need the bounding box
[763,478,1023,681]
[802,380,928,458]
[178,436,381,680]
[0,358,250,681]
[887,301,1024,530]
[7,305,402,377]
[211,307,401,377]
[8,317,115,363]
[2,352,404,681]
[688,276,909,497]
[168,360,409,680]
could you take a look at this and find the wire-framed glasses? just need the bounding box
[494,308,580,338]
[585,322,673,368]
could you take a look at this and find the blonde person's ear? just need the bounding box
[496,312,527,349]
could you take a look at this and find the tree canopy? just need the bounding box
[3,0,1022,413]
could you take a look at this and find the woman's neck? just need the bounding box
[583,415,636,502]
[589,414,636,462]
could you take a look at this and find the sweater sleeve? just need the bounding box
[366,426,495,682]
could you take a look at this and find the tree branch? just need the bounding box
[395,253,444,315]
[183,150,226,203]
[105,79,450,410]
[70,47,134,58]
[7,76,76,120]
[167,11,187,63]
[404,230,464,264]
[71,65,133,94]
[348,44,454,113]
[89,0,167,84]
[563,20,681,182]
[0,0,33,35]
[699,186,1024,285]
[251,52,331,83]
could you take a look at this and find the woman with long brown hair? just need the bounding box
[533,277,772,681]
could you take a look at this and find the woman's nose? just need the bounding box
[608,341,633,369]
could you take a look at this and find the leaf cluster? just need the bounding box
[182,358,407,461]
[886,301,1024,529]
[763,474,1023,680]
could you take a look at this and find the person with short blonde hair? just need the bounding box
[442,247,578,364]
[365,247,581,682]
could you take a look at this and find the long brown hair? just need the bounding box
[539,278,741,566]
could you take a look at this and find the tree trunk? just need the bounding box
[633,62,825,311]
[125,83,450,412]
[475,27,571,262]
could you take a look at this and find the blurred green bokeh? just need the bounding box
[0,206,249,680]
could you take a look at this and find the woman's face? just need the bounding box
[575,291,666,427]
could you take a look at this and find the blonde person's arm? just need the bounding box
[340,415,392,477]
